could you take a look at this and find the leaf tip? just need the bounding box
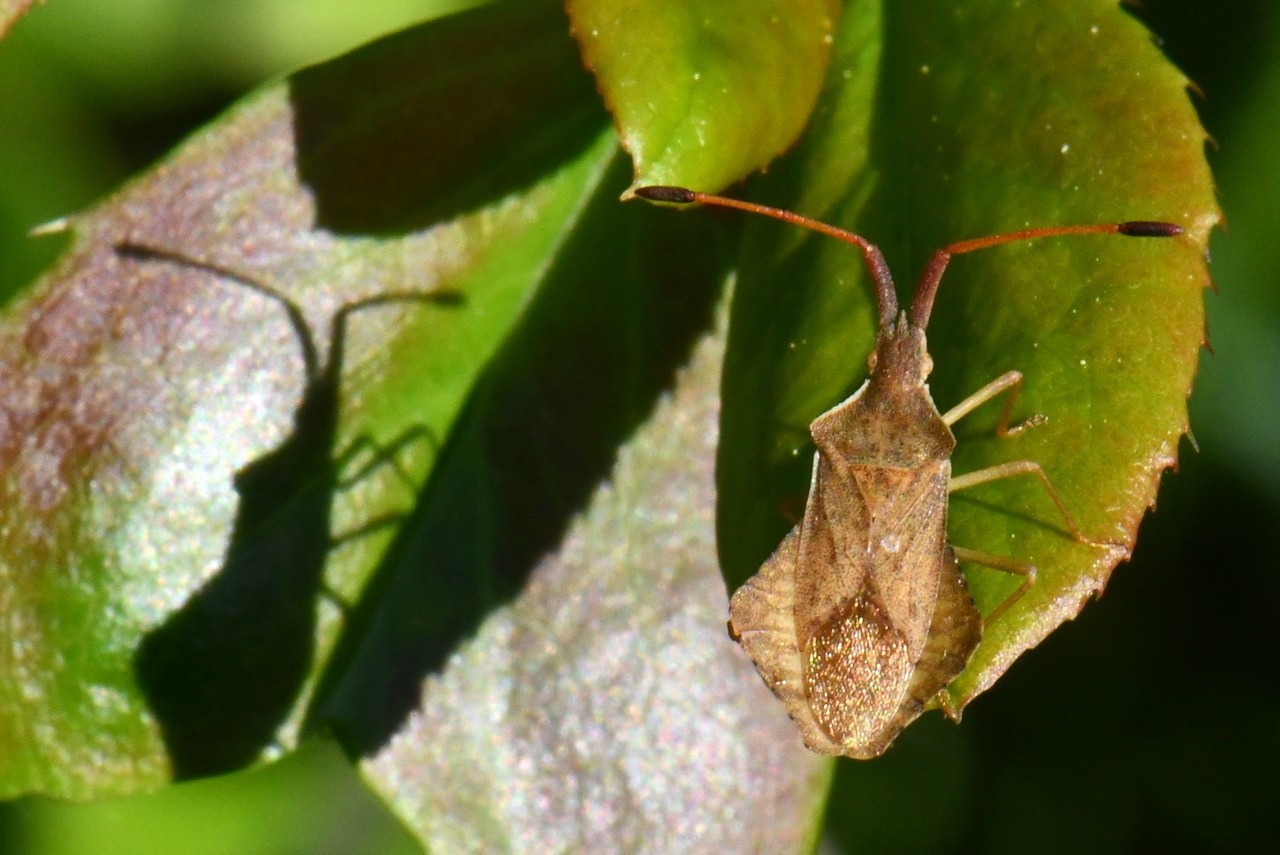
[28,216,72,238]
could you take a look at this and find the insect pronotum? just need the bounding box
[637,185,1182,758]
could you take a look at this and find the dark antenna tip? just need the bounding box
[634,185,697,204]
[1118,221,1183,238]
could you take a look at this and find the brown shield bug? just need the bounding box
[637,184,1181,758]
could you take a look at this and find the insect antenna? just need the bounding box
[908,220,1184,329]
[635,186,1183,333]
[634,185,901,329]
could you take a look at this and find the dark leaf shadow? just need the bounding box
[288,0,605,235]
[122,244,461,779]
[303,155,728,755]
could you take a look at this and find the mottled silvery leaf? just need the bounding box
[363,297,830,853]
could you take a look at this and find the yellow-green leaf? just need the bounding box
[568,0,839,193]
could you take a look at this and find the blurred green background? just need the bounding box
[0,0,1275,852]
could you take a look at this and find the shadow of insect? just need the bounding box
[120,243,461,779]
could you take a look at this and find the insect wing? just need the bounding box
[905,544,981,720]
[729,398,975,757]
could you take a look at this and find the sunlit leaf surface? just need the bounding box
[568,0,839,193]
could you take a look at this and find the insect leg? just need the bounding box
[950,546,1035,625]
[949,458,1100,623]
[940,370,1045,436]
[949,459,1095,543]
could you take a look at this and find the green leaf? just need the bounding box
[6,739,419,855]
[714,0,1218,719]
[1185,11,1280,498]
[0,0,611,799]
[567,0,840,193]
[0,0,1221,846]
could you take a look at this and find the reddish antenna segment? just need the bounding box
[634,185,1182,330]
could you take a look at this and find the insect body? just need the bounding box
[636,185,1181,758]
